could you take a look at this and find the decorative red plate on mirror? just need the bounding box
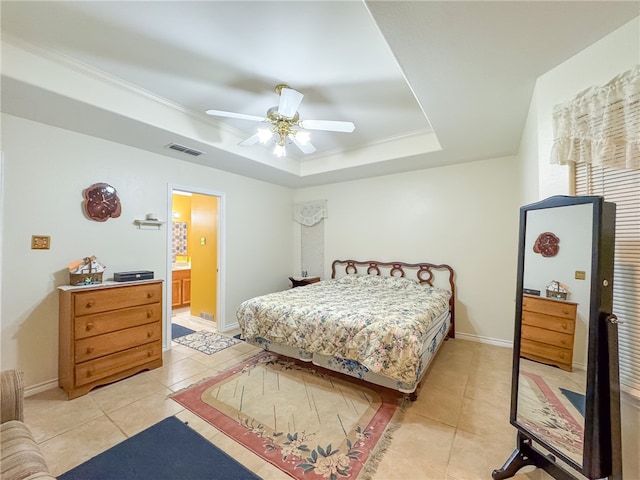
[83,183,122,222]
[533,231,560,257]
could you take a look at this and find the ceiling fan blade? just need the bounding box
[289,134,317,154]
[278,88,304,119]
[205,109,265,122]
[299,119,355,133]
[238,134,260,146]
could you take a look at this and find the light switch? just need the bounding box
[575,270,586,280]
[200,237,206,246]
[31,235,51,250]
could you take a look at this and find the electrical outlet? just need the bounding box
[31,235,51,250]
[575,270,586,280]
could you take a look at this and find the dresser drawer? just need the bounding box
[522,296,577,319]
[521,339,572,366]
[75,342,162,387]
[521,324,574,349]
[522,311,575,334]
[73,283,162,316]
[75,322,161,363]
[74,303,161,339]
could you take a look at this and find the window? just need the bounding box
[573,163,640,396]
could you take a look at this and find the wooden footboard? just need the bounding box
[331,259,456,338]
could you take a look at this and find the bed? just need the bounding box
[236,259,456,398]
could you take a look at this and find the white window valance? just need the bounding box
[294,200,328,226]
[551,65,640,170]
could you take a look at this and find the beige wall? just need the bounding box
[295,155,522,345]
[0,113,295,390]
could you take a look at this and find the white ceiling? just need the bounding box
[2,1,638,188]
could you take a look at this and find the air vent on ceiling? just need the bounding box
[165,143,205,157]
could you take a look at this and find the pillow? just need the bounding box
[353,274,386,286]
[382,276,421,290]
[335,274,361,284]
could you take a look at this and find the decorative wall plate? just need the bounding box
[533,231,560,257]
[83,183,122,222]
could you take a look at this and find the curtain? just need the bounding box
[294,199,328,226]
[551,65,640,170]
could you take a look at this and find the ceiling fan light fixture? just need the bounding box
[207,84,354,158]
[273,143,286,157]
[257,128,273,144]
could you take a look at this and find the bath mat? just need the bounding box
[171,323,195,340]
[173,330,241,355]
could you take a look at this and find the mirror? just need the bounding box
[494,196,622,480]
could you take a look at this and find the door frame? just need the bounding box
[165,183,226,345]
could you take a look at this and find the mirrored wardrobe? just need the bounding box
[493,195,622,480]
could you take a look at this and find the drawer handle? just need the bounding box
[147,310,153,318]
[562,308,569,314]
[561,322,567,329]
[147,292,154,299]
[560,339,566,345]
[147,350,153,357]
[147,331,153,338]
[86,346,94,354]
[559,352,565,359]
[85,301,94,309]
[86,368,95,377]
[85,323,94,331]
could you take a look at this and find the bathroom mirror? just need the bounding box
[493,196,622,480]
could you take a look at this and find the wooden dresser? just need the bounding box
[59,280,163,398]
[521,294,578,371]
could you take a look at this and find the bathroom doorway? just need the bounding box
[166,184,225,347]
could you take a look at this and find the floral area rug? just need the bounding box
[516,370,584,464]
[173,330,241,355]
[171,351,405,480]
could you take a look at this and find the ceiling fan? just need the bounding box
[206,84,355,157]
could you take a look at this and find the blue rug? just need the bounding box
[560,387,586,417]
[172,323,195,340]
[59,416,262,480]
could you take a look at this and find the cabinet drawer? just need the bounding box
[521,339,572,365]
[522,296,577,319]
[521,324,574,349]
[75,303,161,339]
[75,342,161,387]
[75,322,161,363]
[73,283,162,316]
[522,312,575,334]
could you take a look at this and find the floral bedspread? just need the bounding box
[236,275,451,383]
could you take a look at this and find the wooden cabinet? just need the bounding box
[171,269,191,309]
[521,294,578,371]
[59,280,163,399]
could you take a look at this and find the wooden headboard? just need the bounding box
[330,259,456,338]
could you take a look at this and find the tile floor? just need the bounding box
[25,313,556,479]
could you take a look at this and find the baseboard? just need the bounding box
[454,331,513,348]
[220,321,239,333]
[25,378,59,397]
